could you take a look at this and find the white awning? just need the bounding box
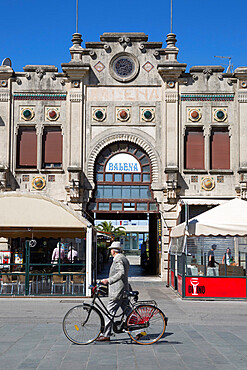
[0,192,89,238]
[171,198,247,238]
[179,198,227,206]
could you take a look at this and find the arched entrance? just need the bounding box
[87,141,160,275]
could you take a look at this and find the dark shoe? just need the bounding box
[96,335,110,342]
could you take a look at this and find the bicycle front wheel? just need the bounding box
[126,305,167,345]
[63,304,104,345]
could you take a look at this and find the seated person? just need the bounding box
[222,248,233,265]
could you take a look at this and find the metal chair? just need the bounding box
[71,275,84,295]
[0,274,18,294]
[17,275,32,294]
[51,274,66,295]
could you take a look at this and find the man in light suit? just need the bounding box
[97,241,130,342]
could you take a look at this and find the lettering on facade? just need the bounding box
[108,162,139,172]
[87,87,161,102]
[105,153,141,172]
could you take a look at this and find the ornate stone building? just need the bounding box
[0,30,246,279]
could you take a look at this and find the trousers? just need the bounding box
[103,297,131,337]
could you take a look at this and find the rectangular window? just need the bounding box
[210,129,230,169]
[136,203,147,211]
[185,129,204,169]
[111,203,122,211]
[98,202,109,210]
[42,127,62,168]
[17,127,37,168]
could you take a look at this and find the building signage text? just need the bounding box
[106,153,141,172]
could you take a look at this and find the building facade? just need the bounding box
[1,31,247,279]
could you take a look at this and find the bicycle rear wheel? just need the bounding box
[63,304,104,345]
[126,305,167,345]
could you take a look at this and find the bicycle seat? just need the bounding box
[126,290,139,297]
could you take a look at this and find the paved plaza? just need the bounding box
[0,257,246,369]
[0,276,247,369]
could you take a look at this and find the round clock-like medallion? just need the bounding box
[32,176,46,190]
[110,53,139,82]
[201,177,215,191]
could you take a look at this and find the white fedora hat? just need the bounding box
[108,241,122,251]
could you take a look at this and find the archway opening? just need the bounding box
[87,141,160,276]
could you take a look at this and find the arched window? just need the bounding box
[89,142,158,213]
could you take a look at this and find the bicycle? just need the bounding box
[63,283,168,345]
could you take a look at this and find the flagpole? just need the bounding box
[171,0,173,33]
[76,0,78,33]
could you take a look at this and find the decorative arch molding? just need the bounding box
[87,133,160,186]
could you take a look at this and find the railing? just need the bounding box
[0,262,86,296]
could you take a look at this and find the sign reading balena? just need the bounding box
[105,153,141,172]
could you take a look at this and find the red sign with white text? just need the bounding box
[171,270,175,288]
[185,277,246,298]
[177,274,183,296]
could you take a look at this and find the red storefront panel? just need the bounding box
[171,270,175,288]
[185,277,246,298]
[177,274,183,296]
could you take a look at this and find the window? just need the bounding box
[42,127,62,168]
[210,129,230,169]
[17,127,37,168]
[185,129,204,169]
[91,141,158,213]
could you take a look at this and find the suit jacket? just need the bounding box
[108,253,129,301]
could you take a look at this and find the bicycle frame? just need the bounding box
[89,292,131,327]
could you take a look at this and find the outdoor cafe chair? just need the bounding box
[71,275,84,295]
[51,274,66,295]
[0,274,18,294]
[17,275,32,295]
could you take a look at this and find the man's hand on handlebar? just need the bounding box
[101,279,108,285]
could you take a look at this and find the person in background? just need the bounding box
[208,244,219,267]
[51,242,65,264]
[222,248,233,265]
[67,246,78,263]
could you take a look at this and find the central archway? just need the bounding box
[88,141,160,275]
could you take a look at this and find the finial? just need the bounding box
[71,33,82,46]
[165,33,179,62]
[70,33,83,61]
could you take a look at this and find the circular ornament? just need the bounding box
[189,109,201,122]
[21,108,34,121]
[32,176,46,190]
[214,109,227,122]
[201,177,215,191]
[109,52,139,82]
[142,109,155,122]
[1,80,7,87]
[117,109,130,121]
[167,81,175,88]
[93,108,106,122]
[73,81,80,88]
[47,108,59,121]
[241,81,247,88]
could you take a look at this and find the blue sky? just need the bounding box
[1,0,246,72]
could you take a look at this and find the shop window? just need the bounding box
[185,129,204,169]
[17,127,37,168]
[42,127,62,168]
[210,129,230,169]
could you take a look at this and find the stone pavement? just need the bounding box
[0,279,247,369]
